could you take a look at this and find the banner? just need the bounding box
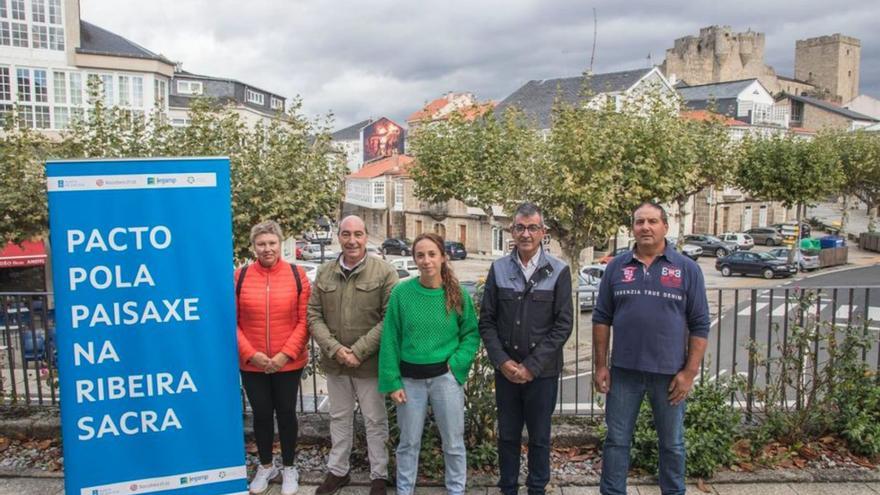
[46,158,247,495]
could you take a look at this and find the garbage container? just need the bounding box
[800,238,821,251]
[820,235,846,249]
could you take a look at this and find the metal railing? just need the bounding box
[3,286,879,417]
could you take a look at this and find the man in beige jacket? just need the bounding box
[308,215,398,495]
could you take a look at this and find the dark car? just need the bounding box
[381,238,411,256]
[683,234,738,258]
[745,227,784,246]
[444,241,467,260]
[715,251,797,279]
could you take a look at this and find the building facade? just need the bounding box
[168,69,286,128]
[0,0,175,135]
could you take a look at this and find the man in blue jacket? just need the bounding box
[479,202,573,495]
[592,201,710,495]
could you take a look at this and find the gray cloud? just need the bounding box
[81,0,880,128]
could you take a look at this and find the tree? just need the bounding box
[0,109,52,245]
[408,107,537,253]
[1,92,345,263]
[824,130,880,233]
[736,133,842,244]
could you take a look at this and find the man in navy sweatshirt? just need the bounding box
[592,201,710,495]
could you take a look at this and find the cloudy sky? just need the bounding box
[81,0,880,130]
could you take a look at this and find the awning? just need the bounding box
[0,240,47,268]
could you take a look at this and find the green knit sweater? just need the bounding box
[378,277,480,393]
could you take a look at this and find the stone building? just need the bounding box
[794,34,860,104]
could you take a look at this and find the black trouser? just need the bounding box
[495,372,558,495]
[241,369,303,466]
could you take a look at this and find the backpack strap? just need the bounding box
[236,262,301,299]
[236,264,250,299]
[290,263,302,296]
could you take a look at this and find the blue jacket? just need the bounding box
[478,248,573,378]
[592,240,710,375]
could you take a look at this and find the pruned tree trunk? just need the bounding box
[839,194,849,237]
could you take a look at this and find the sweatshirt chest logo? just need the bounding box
[660,265,682,288]
[621,266,636,283]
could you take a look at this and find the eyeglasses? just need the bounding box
[512,224,543,234]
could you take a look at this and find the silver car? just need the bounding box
[768,247,820,271]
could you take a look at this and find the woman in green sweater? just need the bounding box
[378,232,480,495]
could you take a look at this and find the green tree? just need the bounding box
[0,109,51,245]
[736,134,842,244]
[409,107,537,253]
[824,130,880,233]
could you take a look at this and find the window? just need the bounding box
[394,181,404,209]
[132,77,143,107]
[31,0,44,22]
[16,68,30,101]
[373,181,385,204]
[154,79,167,107]
[0,22,8,45]
[0,0,6,17]
[0,67,10,101]
[176,80,203,95]
[31,24,46,48]
[47,0,60,24]
[10,0,23,20]
[69,72,81,105]
[171,117,191,127]
[47,25,61,49]
[245,88,264,105]
[100,74,113,106]
[33,69,46,102]
[34,104,48,128]
[53,106,68,129]
[52,70,65,103]
[11,21,27,46]
[270,96,283,110]
[118,75,129,105]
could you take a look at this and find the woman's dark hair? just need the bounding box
[411,232,463,315]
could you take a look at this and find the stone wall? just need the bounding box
[795,34,860,104]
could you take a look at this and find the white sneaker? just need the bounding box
[281,465,299,495]
[249,464,278,494]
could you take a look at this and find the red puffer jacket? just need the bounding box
[235,260,311,372]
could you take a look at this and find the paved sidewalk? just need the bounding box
[3,479,880,495]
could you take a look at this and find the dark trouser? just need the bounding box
[241,369,303,466]
[495,371,558,495]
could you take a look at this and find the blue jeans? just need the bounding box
[495,372,558,495]
[600,367,686,495]
[395,371,466,495]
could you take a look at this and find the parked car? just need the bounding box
[715,251,797,279]
[578,273,601,311]
[667,237,703,261]
[683,234,739,257]
[301,243,338,261]
[366,243,383,258]
[745,228,784,246]
[305,229,333,245]
[719,232,755,251]
[381,238,411,256]
[579,264,605,285]
[767,247,820,272]
[296,262,320,283]
[390,258,419,278]
[444,241,467,260]
[598,247,629,264]
[395,268,412,279]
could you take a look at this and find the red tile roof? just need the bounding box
[407,98,496,123]
[348,154,414,179]
[680,110,748,126]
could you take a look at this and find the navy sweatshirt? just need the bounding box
[592,241,710,375]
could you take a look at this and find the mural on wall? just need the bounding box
[362,118,405,162]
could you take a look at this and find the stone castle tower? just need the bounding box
[795,34,860,103]
[660,25,779,91]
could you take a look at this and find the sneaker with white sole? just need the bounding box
[249,464,278,494]
[281,465,299,495]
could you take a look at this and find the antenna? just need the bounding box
[589,8,597,72]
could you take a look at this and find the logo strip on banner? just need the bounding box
[47,173,217,192]
[79,465,247,495]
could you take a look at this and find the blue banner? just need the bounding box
[46,158,247,495]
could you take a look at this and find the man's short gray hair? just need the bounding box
[513,202,543,224]
[250,220,283,244]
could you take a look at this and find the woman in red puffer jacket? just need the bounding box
[236,220,310,495]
